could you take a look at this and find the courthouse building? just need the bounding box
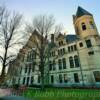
[8,6,100,87]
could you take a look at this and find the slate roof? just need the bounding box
[65,35,79,43]
[76,6,92,18]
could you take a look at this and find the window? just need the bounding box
[74,45,77,51]
[74,73,79,83]
[82,22,86,30]
[79,42,83,47]
[53,60,56,70]
[32,51,36,59]
[64,74,68,83]
[52,51,55,56]
[20,67,22,74]
[53,51,55,56]
[18,78,20,84]
[61,41,63,45]
[49,53,51,57]
[58,50,60,55]
[32,62,35,72]
[86,39,92,48]
[59,74,63,83]
[49,61,52,71]
[26,77,29,86]
[51,75,54,83]
[25,66,27,73]
[62,58,66,69]
[93,71,100,82]
[69,57,74,68]
[63,48,65,54]
[59,42,61,46]
[23,77,26,84]
[28,67,31,75]
[90,21,95,29]
[38,75,41,83]
[61,49,63,55]
[68,46,70,52]
[74,55,80,67]
[58,59,62,70]
[71,46,74,51]
[31,76,34,84]
[88,51,94,55]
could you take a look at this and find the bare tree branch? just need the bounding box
[0,55,4,62]
[0,5,25,81]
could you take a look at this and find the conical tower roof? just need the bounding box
[76,6,92,18]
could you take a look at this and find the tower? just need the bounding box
[73,6,99,38]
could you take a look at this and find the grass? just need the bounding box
[23,88,100,100]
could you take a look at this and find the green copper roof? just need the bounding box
[76,6,92,18]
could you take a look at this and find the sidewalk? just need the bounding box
[0,88,12,97]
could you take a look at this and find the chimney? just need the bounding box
[51,34,54,43]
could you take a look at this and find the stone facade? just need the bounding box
[7,6,100,87]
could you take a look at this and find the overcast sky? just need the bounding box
[0,0,100,72]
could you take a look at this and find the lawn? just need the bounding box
[23,88,100,100]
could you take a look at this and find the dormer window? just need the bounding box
[59,41,63,46]
[59,42,60,46]
[61,41,63,45]
[82,22,86,31]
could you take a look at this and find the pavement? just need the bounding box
[0,96,30,100]
[0,88,30,100]
[0,88,11,97]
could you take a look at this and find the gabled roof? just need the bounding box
[76,6,92,18]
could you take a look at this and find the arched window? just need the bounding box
[69,56,74,68]
[63,48,65,54]
[82,22,86,30]
[74,55,80,67]
[60,49,63,55]
[90,21,95,29]
[58,50,60,55]
[61,41,63,45]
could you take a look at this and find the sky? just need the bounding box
[0,0,100,72]
[0,0,100,34]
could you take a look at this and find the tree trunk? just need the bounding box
[1,65,6,76]
[0,47,8,84]
[0,65,6,84]
[41,73,44,90]
[40,59,45,90]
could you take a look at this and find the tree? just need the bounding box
[0,5,25,84]
[26,15,62,90]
